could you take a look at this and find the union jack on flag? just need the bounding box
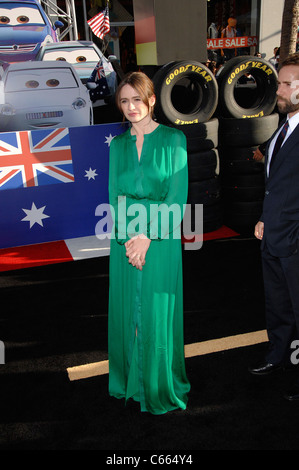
[0,128,74,190]
[87,5,110,40]
[95,59,106,82]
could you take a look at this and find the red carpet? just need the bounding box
[0,226,239,273]
[182,224,239,243]
[0,241,73,272]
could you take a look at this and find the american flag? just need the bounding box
[87,5,110,40]
[0,128,74,189]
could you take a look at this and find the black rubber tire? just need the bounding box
[218,114,279,147]
[219,145,259,161]
[222,173,265,187]
[222,186,265,202]
[187,177,221,206]
[172,118,218,152]
[216,55,278,118]
[221,158,264,175]
[219,144,265,175]
[188,149,219,182]
[184,119,219,153]
[153,61,218,125]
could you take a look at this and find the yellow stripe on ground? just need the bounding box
[185,330,268,358]
[68,359,109,381]
[67,330,268,382]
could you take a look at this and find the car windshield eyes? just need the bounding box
[46,79,60,87]
[0,15,30,24]
[17,16,29,24]
[26,80,39,88]
[25,79,60,88]
[56,57,67,61]
[76,56,87,63]
[0,16,10,24]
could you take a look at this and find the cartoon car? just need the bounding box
[0,0,63,63]
[0,61,93,131]
[35,40,115,85]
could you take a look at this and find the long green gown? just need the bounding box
[108,124,190,415]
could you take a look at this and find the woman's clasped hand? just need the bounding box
[125,234,151,270]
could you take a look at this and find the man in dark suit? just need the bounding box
[250,53,299,400]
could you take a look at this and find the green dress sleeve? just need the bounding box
[144,129,188,240]
[108,126,188,244]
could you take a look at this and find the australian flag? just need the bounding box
[0,128,73,189]
[0,123,126,249]
[88,59,111,102]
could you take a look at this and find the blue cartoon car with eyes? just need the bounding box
[0,0,63,63]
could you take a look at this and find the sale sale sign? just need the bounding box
[207,36,258,50]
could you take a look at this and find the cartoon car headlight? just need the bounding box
[0,103,15,115]
[72,98,86,110]
[41,35,54,46]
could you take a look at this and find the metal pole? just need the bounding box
[70,0,78,40]
[65,1,73,40]
[82,0,90,40]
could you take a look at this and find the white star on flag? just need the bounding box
[85,168,98,180]
[104,134,115,146]
[21,202,50,228]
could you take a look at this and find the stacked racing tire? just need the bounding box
[153,60,222,234]
[216,56,278,234]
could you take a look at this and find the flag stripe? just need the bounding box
[34,128,67,150]
[87,5,110,40]
[0,168,20,187]
[44,165,75,182]
[20,132,35,187]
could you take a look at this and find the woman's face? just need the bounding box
[119,84,155,124]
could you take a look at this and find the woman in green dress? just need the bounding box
[108,71,190,415]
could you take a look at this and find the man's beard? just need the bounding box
[277,96,299,114]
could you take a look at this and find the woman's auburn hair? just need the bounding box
[115,71,156,116]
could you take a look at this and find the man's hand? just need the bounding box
[253,148,264,161]
[255,221,264,240]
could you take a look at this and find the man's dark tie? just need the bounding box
[270,120,289,170]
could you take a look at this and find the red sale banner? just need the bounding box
[207,36,258,50]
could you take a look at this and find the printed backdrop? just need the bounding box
[0,122,126,249]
